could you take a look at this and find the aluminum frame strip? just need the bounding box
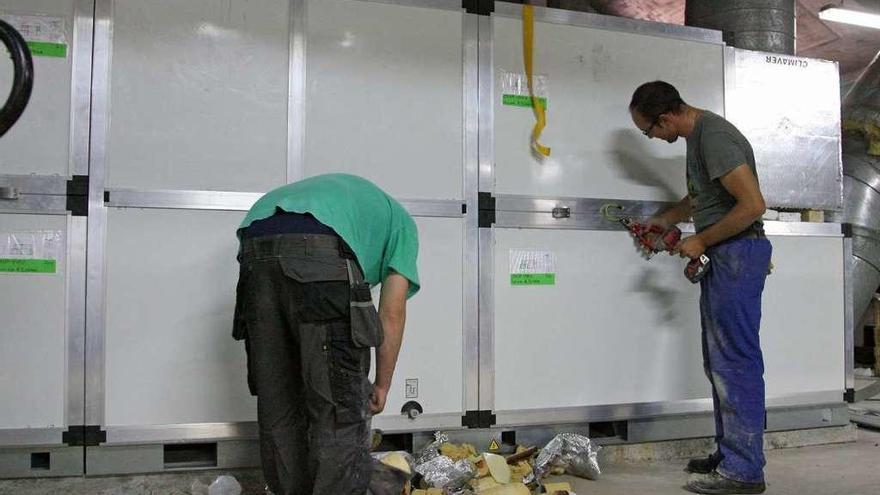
[491,195,844,237]
[71,0,95,177]
[844,237,855,392]
[287,0,305,182]
[67,215,88,428]
[65,0,95,431]
[104,188,464,218]
[477,13,495,414]
[371,412,467,434]
[493,391,845,428]
[85,0,112,428]
[493,1,723,45]
[0,176,69,214]
[462,12,481,415]
[105,422,258,446]
[102,411,466,445]
[0,428,65,448]
[105,189,262,211]
[0,196,69,215]
[477,14,494,192]
[0,175,68,195]
[352,0,462,11]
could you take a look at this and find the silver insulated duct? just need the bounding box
[843,51,880,322]
[685,0,796,55]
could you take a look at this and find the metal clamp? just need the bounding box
[0,186,20,200]
[552,206,571,219]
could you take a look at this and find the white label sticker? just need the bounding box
[510,249,557,286]
[405,378,419,399]
[510,249,556,274]
[0,230,63,260]
[499,69,549,98]
[0,14,66,44]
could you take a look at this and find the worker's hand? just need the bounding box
[673,235,707,259]
[369,384,389,415]
[646,215,672,232]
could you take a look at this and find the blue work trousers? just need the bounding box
[700,237,772,484]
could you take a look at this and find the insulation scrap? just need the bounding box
[441,442,479,462]
[508,460,532,483]
[541,481,573,494]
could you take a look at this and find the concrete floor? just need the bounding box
[0,428,877,495]
[560,427,880,495]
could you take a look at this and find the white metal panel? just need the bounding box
[762,236,845,396]
[303,0,464,200]
[0,213,67,429]
[494,228,705,411]
[104,208,255,425]
[106,0,289,192]
[0,0,74,176]
[374,217,464,421]
[493,229,843,412]
[492,17,725,200]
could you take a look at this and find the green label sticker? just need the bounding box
[510,273,555,286]
[27,41,67,58]
[0,258,57,273]
[502,94,548,109]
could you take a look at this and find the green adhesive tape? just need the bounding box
[503,94,548,109]
[0,259,57,273]
[510,273,555,286]
[27,41,67,58]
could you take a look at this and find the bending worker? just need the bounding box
[232,173,420,494]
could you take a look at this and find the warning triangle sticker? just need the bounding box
[488,438,500,451]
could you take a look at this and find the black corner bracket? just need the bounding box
[63,425,107,447]
[66,175,89,217]
[463,0,494,16]
[478,191,496,228]
[462,410,497,428]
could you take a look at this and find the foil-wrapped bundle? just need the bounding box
[414,456,476,491]
[531,433,601,481]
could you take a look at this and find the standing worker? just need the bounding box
[629,81,772,494]
[232,173,420,494]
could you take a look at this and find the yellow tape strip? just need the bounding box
[523,5,550,157]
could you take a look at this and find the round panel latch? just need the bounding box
[401,400,423,420]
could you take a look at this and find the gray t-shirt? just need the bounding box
[686,111,761,232]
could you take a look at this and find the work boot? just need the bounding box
[685,470,766,494]
[684,452,721,474]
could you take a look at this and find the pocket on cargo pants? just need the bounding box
[350,282,384,348]
[325,319,372,424]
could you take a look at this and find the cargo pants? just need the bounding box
[233,234,384,495]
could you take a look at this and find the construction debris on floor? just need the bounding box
[369,431,601,495]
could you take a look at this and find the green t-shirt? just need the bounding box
[686,111,762,232]
[239,174,420,298]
